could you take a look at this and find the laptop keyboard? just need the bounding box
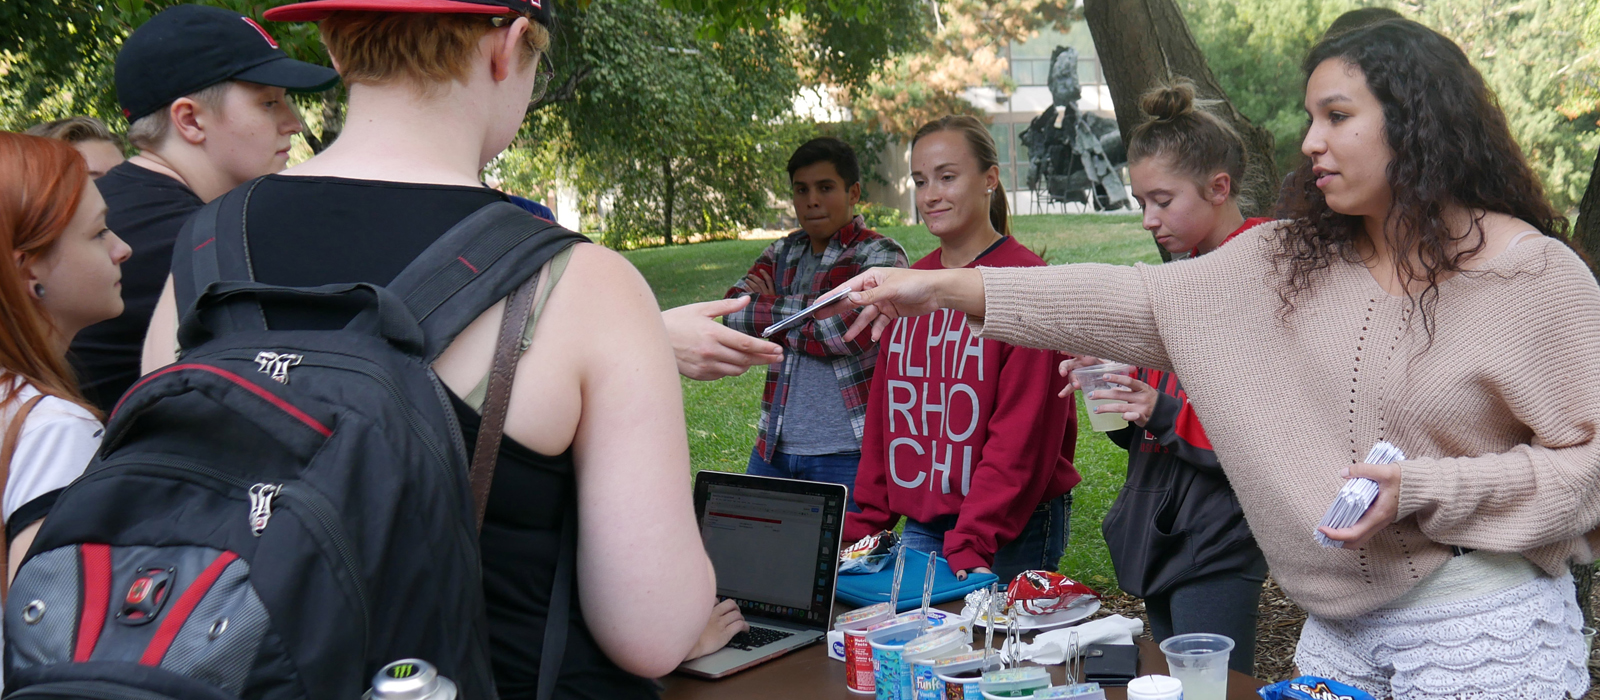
[725,626,794,651]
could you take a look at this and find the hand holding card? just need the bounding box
[761,287,855,338]
[1315,442,1405,548]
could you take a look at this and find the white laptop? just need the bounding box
[675,471,847,679]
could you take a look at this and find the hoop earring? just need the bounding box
[32,283,44,299]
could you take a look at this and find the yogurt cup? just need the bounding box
[979,666,1051,699]
[1033,684,1108,699]
[932,651,1000,700]
[869,626,925,700]
[839,604,895,694]
[903,628,969,700]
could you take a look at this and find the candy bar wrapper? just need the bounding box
[1258,676,1376,700]
[1006,570,1100,617]
[839,530,899,574]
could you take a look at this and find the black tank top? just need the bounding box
[245,174,658,700]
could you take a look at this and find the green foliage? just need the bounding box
[660,0,929,88]
[0,0,124,129]
[1,0,330,132]
[1175,0,1367,176]
[526,1,801,247]
[1177,0,1600,211]
[1411,0,1600,212]
[857,201,907,228]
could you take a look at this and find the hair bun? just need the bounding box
[1140,80,1198,121]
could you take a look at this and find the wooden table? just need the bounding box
[663,609,1266,700]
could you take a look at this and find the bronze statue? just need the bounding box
[1019,47,1130,210]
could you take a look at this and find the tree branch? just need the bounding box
[530,65,595,111]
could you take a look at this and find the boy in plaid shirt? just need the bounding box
[724,137,908,509]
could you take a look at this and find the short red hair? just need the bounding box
[0,131,97,416]
[320,11,547,92]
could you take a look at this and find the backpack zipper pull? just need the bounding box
[249,483,282,536]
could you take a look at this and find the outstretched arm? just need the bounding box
[663,297,782,380]
[823,263,1172,371]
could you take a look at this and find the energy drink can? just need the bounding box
[364,659,457,700]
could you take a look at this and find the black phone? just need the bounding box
[1081,643,1139,687]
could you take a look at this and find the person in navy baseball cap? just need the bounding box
[68,4,341,416]
[115,4,339,123]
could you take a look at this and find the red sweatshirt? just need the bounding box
[844,237,1080,573]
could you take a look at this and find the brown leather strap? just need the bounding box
[1,394,46,602]
[469,272,541,531]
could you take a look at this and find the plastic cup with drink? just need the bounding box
[1070,362,1134,432]
[1158,633,1234,700]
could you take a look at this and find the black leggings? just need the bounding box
[1142,556,1270,676]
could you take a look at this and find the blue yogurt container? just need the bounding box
[866,615,934,700]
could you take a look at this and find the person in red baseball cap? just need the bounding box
[140,2,718,697]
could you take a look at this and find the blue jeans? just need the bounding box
[746,448,862,513]
[899,493,1072,583]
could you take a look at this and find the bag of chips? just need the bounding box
[839,530,899,574]
[1006,570,1099,617]
[1257,676,1376,700]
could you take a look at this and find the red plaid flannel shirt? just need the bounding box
[723,216,909,460]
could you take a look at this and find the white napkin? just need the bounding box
[1003,615,1144,665]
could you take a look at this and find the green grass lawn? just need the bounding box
[623,213,1157,593]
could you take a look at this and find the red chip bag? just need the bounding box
[1005,570,1099,616]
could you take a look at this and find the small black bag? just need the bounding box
[5,182,585,700]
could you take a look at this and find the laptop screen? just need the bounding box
[695,473,844,629]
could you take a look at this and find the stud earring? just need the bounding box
[986,188,994,195]
[32,283,44,299]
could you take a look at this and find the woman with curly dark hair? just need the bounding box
[826,18,1595,698]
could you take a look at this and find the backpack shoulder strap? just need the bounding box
[468,270,539,531]
[387,202,588,363]
[1,393,47,602]
[469,274,576,700]
[460,246,573,412]
[172,178,266,335]
[452,220,578,700]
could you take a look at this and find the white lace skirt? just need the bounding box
[1295,572,1590,699]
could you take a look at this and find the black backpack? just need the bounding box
[4,180,587,700]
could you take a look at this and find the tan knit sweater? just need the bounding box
[972,221,1600,618]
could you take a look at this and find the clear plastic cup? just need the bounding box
[1070,362,1133,432]
[1158,633,1233,700]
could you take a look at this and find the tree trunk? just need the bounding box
[1083,0,1281,219]
[663,156,676,246]
[1574,148,1600,274]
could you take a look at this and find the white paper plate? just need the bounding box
[972,599,1100,631]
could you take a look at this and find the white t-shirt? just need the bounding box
[2,382,102,523]
[1,381,103,684]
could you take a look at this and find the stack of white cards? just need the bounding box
[1314,442,1405,548]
